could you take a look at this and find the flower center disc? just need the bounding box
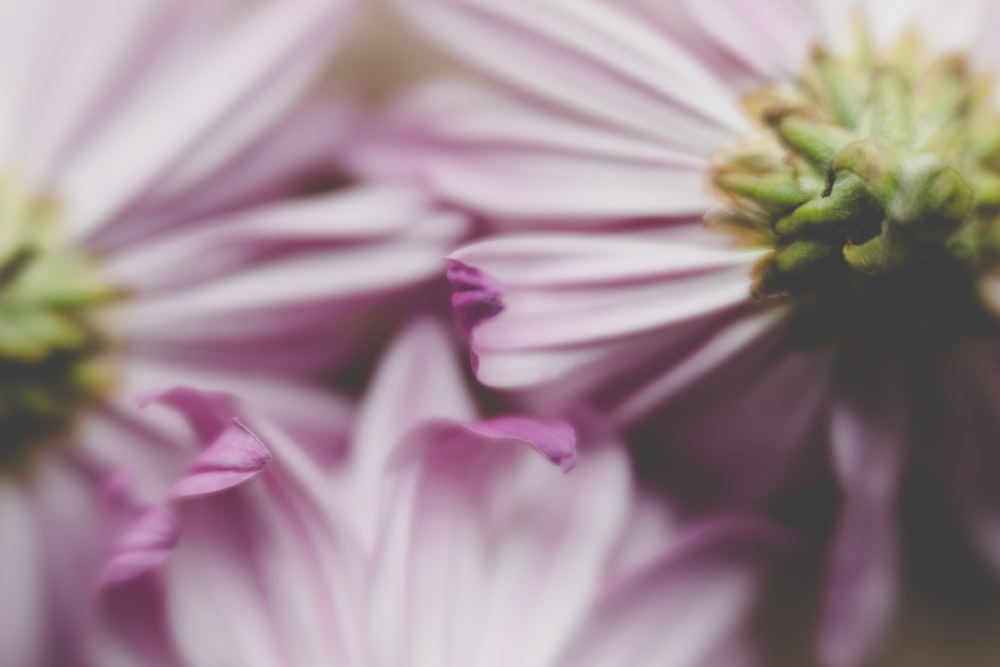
[0,187,119,471]
[709,29,1000,348]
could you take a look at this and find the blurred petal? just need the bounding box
[60,0,357,239]
[358,82,712,223]
[393,0,747,150]
[556,516,795,667]
[818,361,906,667]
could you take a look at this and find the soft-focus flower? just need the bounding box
[364,0,1000,663]
[0,0,468,662]
[95,320,794,667]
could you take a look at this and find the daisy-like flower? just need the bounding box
[363,0,1000,663]
[0,0,468,663]
[95,320,794,667]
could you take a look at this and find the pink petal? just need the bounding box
[60,0,357,240]
[23,0,206,185]
[393,0,746,149]
[683,0,817,80]
[168,422,271,499]
[556,516,796,667]
[101,506,180,586]
[117,187,467,375]
[96,98,361,249]
[447,233,759,390]
[818,362,907,667]
[448,259,505,341]
[369,423,631,666]
[464,416,578,472]
[133,386,273,499]
[358,82,714,222]
[344,319,477,548]
[0,481,47,667]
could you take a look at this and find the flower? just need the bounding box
[95,320,795,667]
[0,0,467,662]
[364,0,1000,663]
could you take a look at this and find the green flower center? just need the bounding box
[709,29,1000,347]
[0,183,120,472]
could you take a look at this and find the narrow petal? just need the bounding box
[447,233,760,390]
[344,319,477,548]
[818,360,907,667]
[393,0,747,150]
[369,424,632,667]
[683,0,817,80]
[357,82,714,222]
[556,516,796,667]
[60,0,356,239]
[167,423,271,499]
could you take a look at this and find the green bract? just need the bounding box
[0,183,120,471]
[709,30,1000,315]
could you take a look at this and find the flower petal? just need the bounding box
[358,82,714,222]
[60,0,357,239]
[368,422,631,667]
[556,516,795,667]
[393,0,746,151]
[101,506,180,586]
[818,360,907,667]
[448,233,759,390]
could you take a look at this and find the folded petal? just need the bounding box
[98,387,365,667]
[448,233,761,394]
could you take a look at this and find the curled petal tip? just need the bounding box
[446,258,505,337]
[467,416,578,472]
[100,506,180,588]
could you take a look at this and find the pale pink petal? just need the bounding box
[818,362,907,667]
[23,0,221,184]
[448,234,759,389]
[342,319,476,549]
[0,481,50,667]
[556,516,795,667]
[394,0,747,149]
[99,388,365,667]
[59,0,357,239]
[114,188,467,375]
[0,455,120,667]
[96,99,361,247]
[368,423,630,667]
[357,82,713,223]
[683,0,817,80]
[106,184,450,292]
[114,357,352,464]
[101,506,180,586]
[0,0,82,165]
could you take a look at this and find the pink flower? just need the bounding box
[0,0,467,662]
[364,0,1000,663]
[95,321,795,667]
